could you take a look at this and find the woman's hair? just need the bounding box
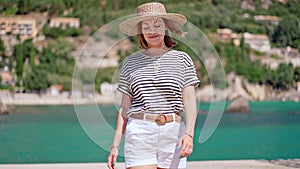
[137,18,178,49]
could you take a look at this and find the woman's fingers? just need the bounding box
[112,154,117,169]
[107,153,118,169]
[107,155,113,169]
[179,136,193,158]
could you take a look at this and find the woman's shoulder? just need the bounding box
[122,52,143,64]
[169,50,190,58]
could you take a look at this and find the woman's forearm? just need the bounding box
[111,94,132,147]
[111,108,128,147]
[183,85,197,137]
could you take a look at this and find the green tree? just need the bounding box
[272,15,300,48]
[39,47,56,70]
[294,67,300,82]
[268,63,295,90]
[13,44,24,81]
[0,38,5,56]
[95,67,116,93]
[42,27,64,38]
[49,0,66,16]
[24,66,50,93]
[42,26,83,38]
[17,0,32,14]
[29,47,35,67]
[48,73,72,91]
[37,38,75,91]
[13,40,38,82]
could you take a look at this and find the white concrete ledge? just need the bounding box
[0,160,297,169]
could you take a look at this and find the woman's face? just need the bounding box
[141,17,166,48]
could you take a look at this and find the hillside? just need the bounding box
[0,0,300,100]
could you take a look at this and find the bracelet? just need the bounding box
[110,145,120,151]
[184,132,193,139]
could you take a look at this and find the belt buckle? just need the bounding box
[155,114,167,125]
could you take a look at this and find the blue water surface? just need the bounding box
[0,102,299,163]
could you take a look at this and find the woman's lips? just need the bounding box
[148,34,159,38]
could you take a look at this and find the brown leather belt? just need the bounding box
[129,112,182,125]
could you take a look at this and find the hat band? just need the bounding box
[137,12,167,16]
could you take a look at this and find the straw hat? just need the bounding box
[119,2,187,36]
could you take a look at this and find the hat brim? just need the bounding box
[119,13,187,36]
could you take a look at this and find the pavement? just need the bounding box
[0,160,299,169]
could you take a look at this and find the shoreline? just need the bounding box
[0,91,120,106]
[1,90,298,106]
[0,160,299,169]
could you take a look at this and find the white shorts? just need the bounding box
[124,117,187,168]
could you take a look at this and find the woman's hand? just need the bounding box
[107,148,119,169]
[107,94,131,169]
[177,133,194,158]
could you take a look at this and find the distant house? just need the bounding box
[0,16,38,40]
[0,71,13,86]
[217,28,232,41]
[49,85,63,96]
[254,15,280,25]
[49,17,80,29]
[282,46,299,57]
[243,32,271,52]
[278,0,288,4]
[217,28,240,42]
[100,82,118,96]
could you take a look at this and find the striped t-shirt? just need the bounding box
[117,50,200,116]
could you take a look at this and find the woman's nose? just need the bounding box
[147,27,156,33]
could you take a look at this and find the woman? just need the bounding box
[107,2,200,169]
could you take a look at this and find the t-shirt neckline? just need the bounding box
[140,49,172,58]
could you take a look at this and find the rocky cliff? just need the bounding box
[197,72,300,102]
[0,98,9,115]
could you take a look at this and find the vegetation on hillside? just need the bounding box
[11,38,75,92]
[1,0,300,92]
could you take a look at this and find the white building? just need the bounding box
[254,15,280,25]
[49,17,80,29]
[243,32,271,52]
[0,16,38,40]
[100,82,118,96]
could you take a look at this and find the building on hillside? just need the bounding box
[49,84,63,96]
[297,82,300,92]
[0,16,38,40]
[49,17,80,29]
[217,28,240,42]
[100,82,118,96]
[217,28,232,41]
[243,33,271,52]
[254,15,280,25]
[0,71,13,86]
[282,46,299,57]
[278,0,288,4]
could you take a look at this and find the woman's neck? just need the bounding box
[143,48,170,57]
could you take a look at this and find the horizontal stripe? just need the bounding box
[117,50,200,115]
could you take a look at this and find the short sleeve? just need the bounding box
[117,61,132,97]
[182,52,200,88]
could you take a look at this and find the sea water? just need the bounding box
[0,102,299,163]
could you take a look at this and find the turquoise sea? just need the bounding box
[0,101,300,164]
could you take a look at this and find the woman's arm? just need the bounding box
[107,94,132,169]
[178,85,197,158]
[183,85,197,138]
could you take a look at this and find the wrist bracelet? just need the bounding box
[110,145,120,151]
[184,132,193,139]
